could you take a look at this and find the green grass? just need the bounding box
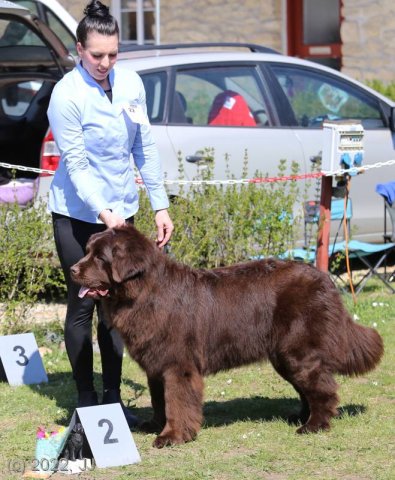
[0,281,394,480]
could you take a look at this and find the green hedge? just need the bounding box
[136,157,303,268]
[367,80,395,101]
[0,199,66,333]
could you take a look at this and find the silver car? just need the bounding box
[116,43,395,243]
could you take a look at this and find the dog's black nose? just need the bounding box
[70,265,78,275]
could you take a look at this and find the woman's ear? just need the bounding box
[76,42,83,58]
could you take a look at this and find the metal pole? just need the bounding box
[316,175,332,272]
[137,0,144,45]
[155,0,160,45]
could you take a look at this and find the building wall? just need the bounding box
[341,0,395,82]
[67,0,88,22]
[66,0,283,51]
[159,0,283,52]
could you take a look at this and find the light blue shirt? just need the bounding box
[47,62,169,223]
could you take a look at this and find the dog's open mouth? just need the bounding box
[78,286,109,298]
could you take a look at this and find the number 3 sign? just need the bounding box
[0,333,48,386]
[73,404,141,468]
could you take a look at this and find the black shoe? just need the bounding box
[77,390,99,408]
[102,389,139,428]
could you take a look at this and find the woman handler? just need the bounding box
[47,0,173,425]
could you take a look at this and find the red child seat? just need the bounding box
[208,90,256,126]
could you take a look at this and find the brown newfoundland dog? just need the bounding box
[71,225,383,448]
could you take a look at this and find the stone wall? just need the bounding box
[66,0,87,23]
[159,0,282,52]
[64,0,282,51]
[341,0,395,82]
[67,0,111,23]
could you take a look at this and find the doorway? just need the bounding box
[287,0,342,70]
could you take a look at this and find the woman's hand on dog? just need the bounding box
[155,209,174,248]
[99,209,127,229]
[99,208,173,248]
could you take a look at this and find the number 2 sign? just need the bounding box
[0,333,48,386]
[75,404,141,468]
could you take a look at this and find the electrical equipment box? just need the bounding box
[321,121,364,175]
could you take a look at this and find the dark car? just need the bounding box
[0,0,74,205]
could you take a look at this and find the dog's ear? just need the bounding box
[111,244,146,283]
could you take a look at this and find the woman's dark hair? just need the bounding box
[76,0,119,47]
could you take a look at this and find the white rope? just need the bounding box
[322,159,395,177]
[1,159,395,185]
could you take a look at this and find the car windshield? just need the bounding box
[45,8,76,55]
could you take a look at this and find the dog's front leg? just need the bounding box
[153,366,204,448]
[139,376,166,433]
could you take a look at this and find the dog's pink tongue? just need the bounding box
[78,286,90,298]
[78,287,108,298]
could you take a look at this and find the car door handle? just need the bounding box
[310,152,322,164]
[186,154,205,163]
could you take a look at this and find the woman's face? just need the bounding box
[77,31,118,83]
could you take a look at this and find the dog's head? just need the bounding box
[70,224,158,298]
[72,423,84,435]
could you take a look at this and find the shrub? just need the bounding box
[366,80,395,101]
[0,199,65,334]
[136,154,303,268]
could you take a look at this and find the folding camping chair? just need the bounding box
[303,197,352,247]
[376,180,395,282]
[284,197,395,294]
[384,199,395,244]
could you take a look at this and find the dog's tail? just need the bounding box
[337,320,384,376]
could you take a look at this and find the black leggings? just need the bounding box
[52,213,130,393]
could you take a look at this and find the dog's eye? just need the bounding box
[96,256,106,263]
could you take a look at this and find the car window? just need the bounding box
[0,80,43,116]
[0,18,44,46]
[172,65,269,126]
[13,0,40,17]
[10,0,40,16]
[140,70,167,123]
[45,8,76,56]
[270,65,385,129]
[10,0,77,56]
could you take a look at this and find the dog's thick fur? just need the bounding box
[71,225,383,448]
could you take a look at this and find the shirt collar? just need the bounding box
[76,62,115,89]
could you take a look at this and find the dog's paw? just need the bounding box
[153,434,183,448]
[296,421,330,434]
[152,429,196,448]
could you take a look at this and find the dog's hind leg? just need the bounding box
[271,354,339,433]
[294,368,339,434]
[139,376,166,434]
[153,365,204,448]
[270,361,310,425]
